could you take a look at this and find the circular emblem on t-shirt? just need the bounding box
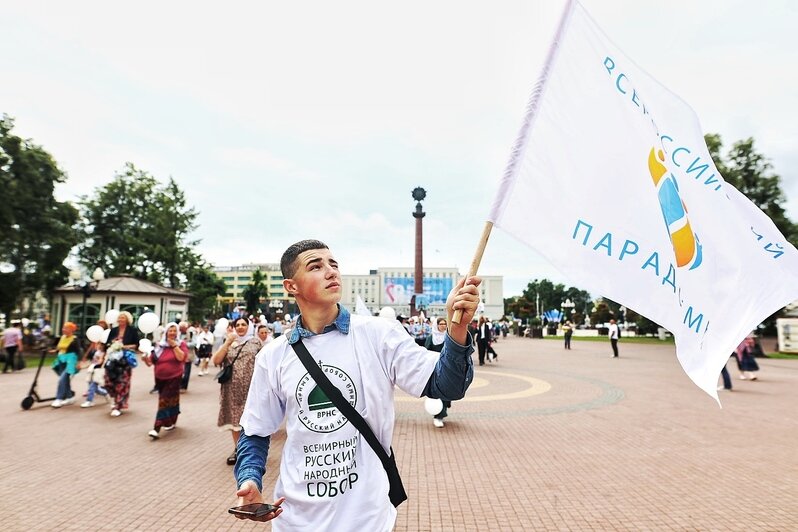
[295,364,357,433]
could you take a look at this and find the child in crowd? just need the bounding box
[81,335,109,407]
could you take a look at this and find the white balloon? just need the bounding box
[259,315,267,323]
[21,318,30,327]
[101,328,111,343]
[86,325,104,343]
[378,307,396,320]
[137,312,159,334]
[284,314,291,322]
[214,318,229,334]
[138,339,153,353]
[105,309,120,325]
[424,398,444,416]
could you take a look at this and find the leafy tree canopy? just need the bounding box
[242,269,268,314]
[77,163,200,288]
[705,133,797,245]
[505,279,591,325]
[186,263,226,322]
[0,115,79,316]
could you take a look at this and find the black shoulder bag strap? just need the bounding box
[228,338,250,365]
[291,339,407,507]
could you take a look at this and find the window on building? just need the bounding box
[67,303,101,335]
[119,304,154,323]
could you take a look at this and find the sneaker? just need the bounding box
[197,372,204,377]
[80,401,94,408]
[148,430,160,440]
[51,399,63,408]
[163,425,176,431]
[149,387,158,394]
[433,418,445,428]
[110,409,122,417]
[61,397,76,406]
[739,375,748,380]
[226,452,237,466]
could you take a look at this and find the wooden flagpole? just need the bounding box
[452,220,494,324]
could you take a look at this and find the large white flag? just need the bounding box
[489,0,798,400]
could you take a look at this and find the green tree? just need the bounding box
[0,115,79,316]
[589,300,614,327]
[186,264,226,322]
[705,133,797,245]
[242,269,268,314]
[77,163,200,287]
[505,279,591,325]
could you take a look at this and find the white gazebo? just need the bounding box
[52,274,190,335]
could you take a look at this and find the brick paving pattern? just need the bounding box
[1,336,797,530]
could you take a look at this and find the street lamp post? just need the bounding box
[535,292,540,323]
[70,267,105,338]
[561,298,575,325]
[269,299,284,320]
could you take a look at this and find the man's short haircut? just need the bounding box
[280,239,329,278]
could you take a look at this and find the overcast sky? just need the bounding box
[2,0,796,297]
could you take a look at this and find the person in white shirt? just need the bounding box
[231,239,481,529]
[609,319,620,358]
[195,324,215,376]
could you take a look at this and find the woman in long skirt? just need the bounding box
[143,323,187,439]
[211,317,262,464]
[104,311,140,417]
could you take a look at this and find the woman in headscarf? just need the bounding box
[736,336,760,381]
[142,322,187,439]
[50,322,82,408]
[104,311,140,417]
[211,316,263,465]
[425,317,452,428]
[256,323,271,344]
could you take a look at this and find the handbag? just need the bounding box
[291,340,407,508]
[215,364,233,384]
[215,339,249,384]
[123,350,138,368]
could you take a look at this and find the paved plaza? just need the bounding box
[1,335,797,531]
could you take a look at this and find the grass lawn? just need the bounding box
[540,335,675,345]
[765,352,798,359]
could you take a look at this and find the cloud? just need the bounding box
[2,0,797,300]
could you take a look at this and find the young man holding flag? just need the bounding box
[230,239,481,530]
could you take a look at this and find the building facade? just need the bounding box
[214,263,504,320]
[213,263,296,317]
[341,267,504,319]
[51,276,191,335]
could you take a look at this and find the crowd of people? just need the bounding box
[0,310,290,465]
[0,236,776,530]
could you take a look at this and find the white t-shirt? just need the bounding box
[240,314,439,531]
[609,324,620,340]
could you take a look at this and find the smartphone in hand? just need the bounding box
[228,503,281,518]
